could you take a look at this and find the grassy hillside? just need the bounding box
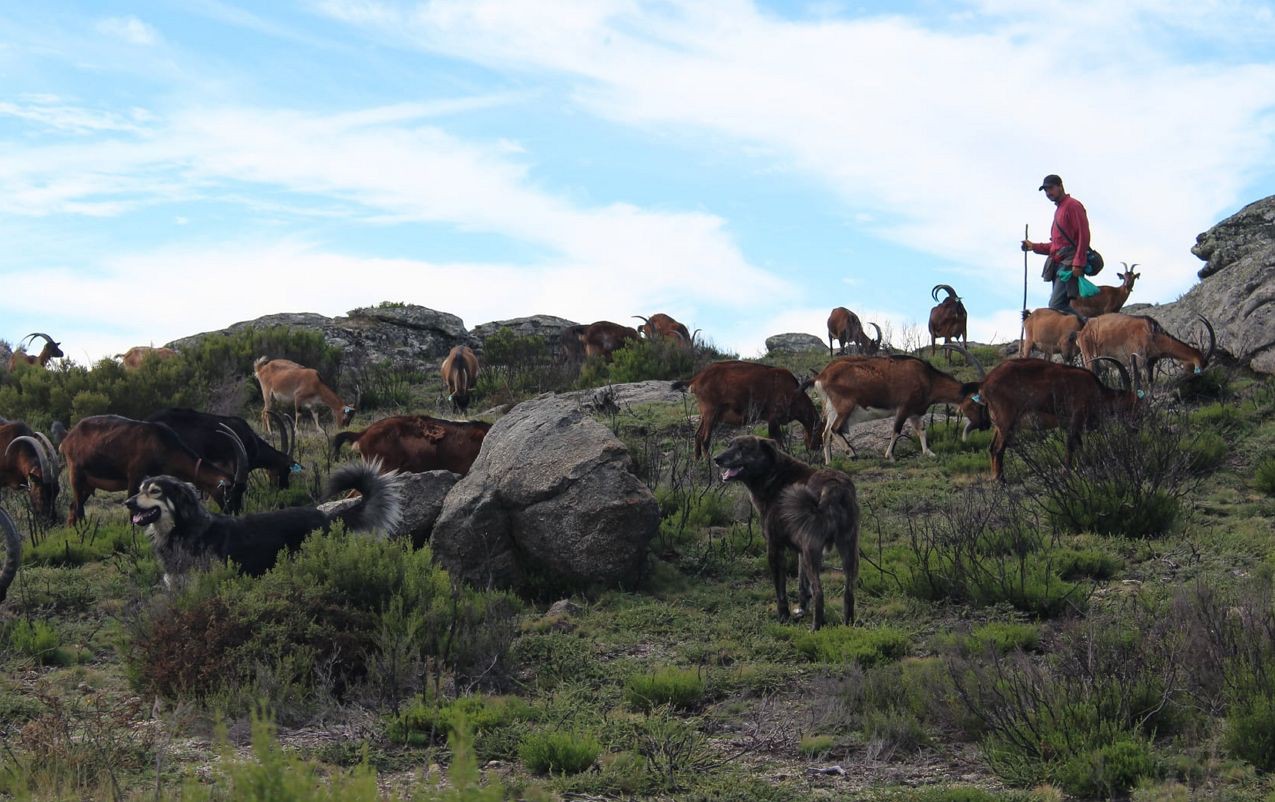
[2,335,1275,801]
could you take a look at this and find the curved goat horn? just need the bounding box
[6,436,53,491]
[869,322,883,348]
[931,284,957,302]
[217,423,251,485]
[1196,314,1216,367]
[33,432,60,470]
[282,414,296,458]
[1092,356,1132,392]
[631,315,650,325]
[267,410,289,455]
[943,343,985,379]
[0,507,21,603]
[25,333,55,346]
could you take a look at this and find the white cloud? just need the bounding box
[96,16,160,46]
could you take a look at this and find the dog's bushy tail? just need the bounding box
[778,475,858,552]
[0,508,22,603]
[326,459,404,536]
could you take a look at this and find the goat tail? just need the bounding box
[0,508,22,603]
[778,475,858,552]
[253,355,270,371]
[326,459,404,537]
[331,430,363,458]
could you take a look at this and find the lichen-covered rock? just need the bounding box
[765,332,827,354]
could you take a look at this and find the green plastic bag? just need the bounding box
[1078,275,1099,297]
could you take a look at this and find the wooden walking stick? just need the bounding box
[1020,223,1029,342]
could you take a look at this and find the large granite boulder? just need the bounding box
[430,394,658,594]
[1125,195,1275,374]
[470,315,579,348]
[169,305,476,373]
[765,332,827,354]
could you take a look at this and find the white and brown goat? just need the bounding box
[440,345,479,413]
[254,357,357,433]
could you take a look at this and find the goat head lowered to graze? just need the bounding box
[1070,263,1140,318]
[333,414,491,476]
[440,345,480,413]
[562,321,641,363]
[0,421,60,523]
[147,408,301,494]
[1020,308,1084,363]
[633,313,694,348]
[714,435,859,629]
[119,345,179,371]
[928,284,968,364]
[1077,313,1216,386]
[826,307,881,357]
[0,507,21,603]
[672,360,821,459]
[254,356,356,433]
[125,460,402,585]
[804,345,987,464]
[59,415,247,526]
[6,333,63,371]
[978,356,1140,481]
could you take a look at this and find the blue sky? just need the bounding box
[3,1,1274,363]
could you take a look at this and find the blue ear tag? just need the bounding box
[1137,390,1146,399]
[971,393,984,404]
[291,463,304,473]
[1194,366,1202,374]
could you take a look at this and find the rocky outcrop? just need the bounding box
[430,394,658,595]
[470,315,578,348]
[169,305,476,373]
[765,333,827,354]
[1125,195,1275,374]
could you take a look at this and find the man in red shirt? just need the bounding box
[1021,174,1089,321]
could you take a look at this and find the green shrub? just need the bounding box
[25,521,139,567]
[862,709,930,755]
[1046,480,1180,538]
[1182,430,1228,475]
[902,787,1031,802]
[1189,402,1246,435]
[797,734,836,756]
[966,622,1040,654]
[1056,737,1156,799]
[1254,457,1275,496]
[4,619,72,666]
[624,668,707,712]
[1224,697,1275,772]
[388,693,532,752]
[784,625,909,666]
[606,338,696,384]
[519,730,601,775]
[1055,548,1122,581]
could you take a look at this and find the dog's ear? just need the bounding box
[758,436,781,460]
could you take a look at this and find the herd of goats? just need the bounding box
[0,265,1219,601]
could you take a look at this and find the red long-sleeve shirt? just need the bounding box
[1030,195,1090,268]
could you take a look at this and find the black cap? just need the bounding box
[1038,174,1062,190]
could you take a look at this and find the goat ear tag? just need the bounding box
[1194,366,1202,374]
[291,463,303,473]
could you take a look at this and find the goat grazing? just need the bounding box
[58,415,246,526]
[633,314,694,348]
[1070,263,1140,318]
[806,347,987,463]
[1,421,60,522]
[440,345,479,413]
[672,361,821,459]
[333,414,491,476]
[148,408,300,494]
[254,356,356,433]
[928,285,968,362]
[0,507,20,603]
[562,321,641,362]
[979,356,1138,481]
[826,307,882,357]
[120,346,179,370]
[1019,308,1084,363]
[1077,313,1215,385]
[7,333,63,371]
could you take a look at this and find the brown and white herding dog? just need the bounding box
[125,460,402,586]
[714,435,859,629]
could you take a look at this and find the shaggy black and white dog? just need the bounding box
[125,460,402,585]
[713,435,859,629]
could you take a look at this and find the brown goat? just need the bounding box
[672,361,821,459]
[333,415,491,476]
[633,313,694,348]
[7,333,63,371]
[978,356,1138,480]
[1019,308,1084,363]
[806,347,987,463]
[254,356,356,433]
[0,422,60,522]
[928,285,968,363]
[826,307,881,357]
[1070,263,1140,318]
[1077,313,1215,385]
[58,414,246,526]
[563,321,641,362]
[441,345,480,413]
[120,346,179,370]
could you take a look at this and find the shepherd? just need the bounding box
[1021,174,1096,323]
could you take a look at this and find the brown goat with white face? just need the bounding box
[440,346,480,413]
[673,361,822,459]
[806,347,987,464]
[7,333,63,371]
[1076,313,1215,385]
[254,356,356,433]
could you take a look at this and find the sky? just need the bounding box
[3,1,1274,364]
